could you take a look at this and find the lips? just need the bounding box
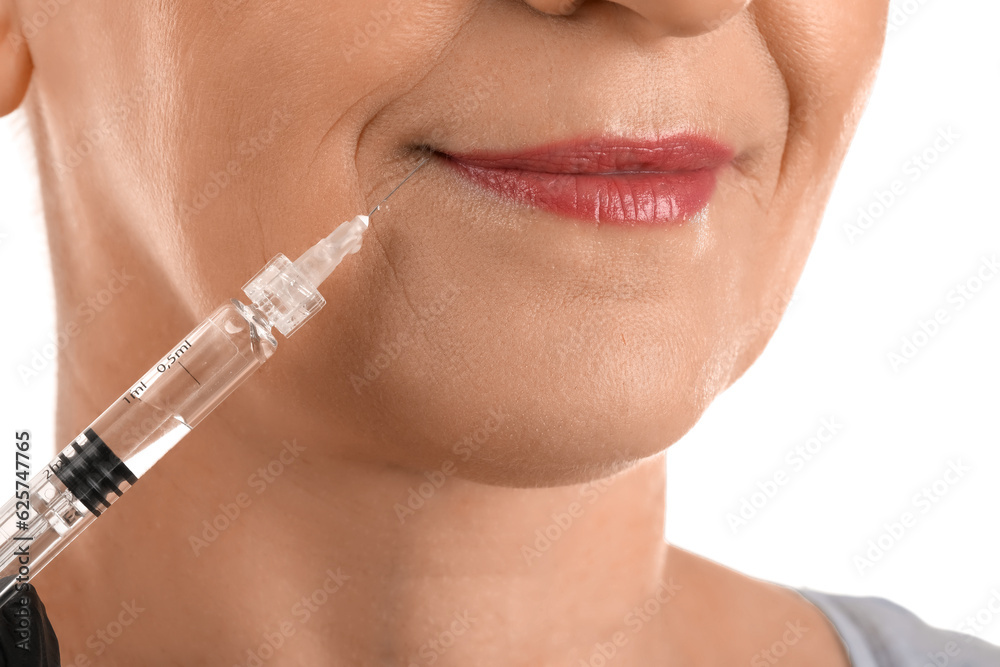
[440,136,734,226]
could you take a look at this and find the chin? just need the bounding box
[360,343,719,488]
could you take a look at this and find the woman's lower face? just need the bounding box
[26,0,887,485]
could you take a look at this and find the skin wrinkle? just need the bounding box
[308,107,356,181]
[251,199,267,265]
[364,182,436,335]
[731,27,788,191]
[352,3,481,168]
[0,0,890,663]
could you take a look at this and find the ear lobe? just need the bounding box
[0,5,33,116]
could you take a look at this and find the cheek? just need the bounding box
[39,0,477,319]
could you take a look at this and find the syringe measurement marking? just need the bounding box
[122,380,147,404]
[122,339,193,404]
[177,360,201,386]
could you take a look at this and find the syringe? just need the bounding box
[0,158,427,605]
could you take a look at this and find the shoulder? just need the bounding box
[794,588,1000,667]
[659,548,852,667]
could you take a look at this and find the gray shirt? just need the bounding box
[795,588,1000,667]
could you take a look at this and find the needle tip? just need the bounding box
[367,155,431,218]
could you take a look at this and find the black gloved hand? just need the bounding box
[0,580,60,667]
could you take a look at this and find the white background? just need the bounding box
[2,0,999,645]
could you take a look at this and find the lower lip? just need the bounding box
[441,137,733,227]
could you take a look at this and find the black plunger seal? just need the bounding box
[52,429,136,517]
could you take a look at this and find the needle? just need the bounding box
[368,156,430,217]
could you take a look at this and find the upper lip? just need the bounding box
[438,135,734,173]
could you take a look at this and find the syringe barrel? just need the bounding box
[0,299,277,603]
[82,298,277,479]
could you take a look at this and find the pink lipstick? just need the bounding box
[441,135,734,226]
